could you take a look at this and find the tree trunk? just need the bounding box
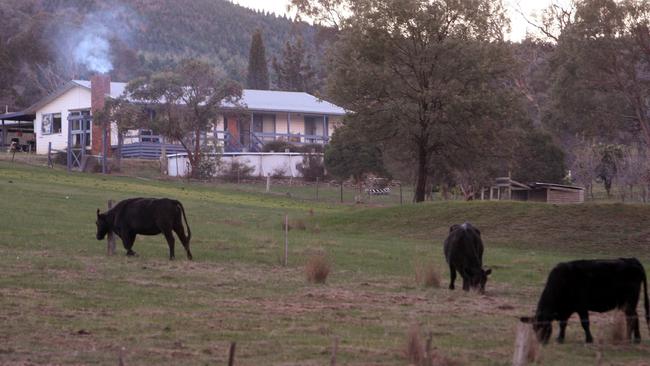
[414,144,429,203]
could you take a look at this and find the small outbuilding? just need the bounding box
[486,178,584,204]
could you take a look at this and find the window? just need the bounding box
[41,113,62,134]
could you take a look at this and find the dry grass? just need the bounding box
[405,324,424,365]
[525,328,541,364]
[305,252,331,284]
[609,310,628,344]
[414,261,441,288]
[282,218,307,231]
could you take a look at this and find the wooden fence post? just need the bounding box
[266,174,271,193]
[228,342,236,366]
[316,177,319,201]
[330,336,339,366]
[47,142,53,168]
[399,183,403,205]
[512,323,533,366]
[340,182,343,203]
[284,214,289,266]
[107,200,116,255]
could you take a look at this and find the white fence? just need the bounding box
[167,152,320,178]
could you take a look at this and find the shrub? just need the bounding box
[222,160,255,182]
[414,261,441,288]
[299,143,324,153]
[271,166,287,178]
[194,154,220,180]
[296,153,325,182]
[305,252,331,284]
[262,140,299,152]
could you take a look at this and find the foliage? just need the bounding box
[596,144,624,197]
[324,122,386,183]
[247,29,270,90]
[262,140,300,152]
[221,160,255,182]
[314,0,527,202]
[543,0,650,146]
[272,37,318,93]
[126,59,242,178]
[193,150,222,181]
[0,0,325,110]
[569,139,599,197]
[296,153,325,182]
[511,130,566,184]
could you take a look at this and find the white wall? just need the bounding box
[34,86,91,154]
[167,152,322,178]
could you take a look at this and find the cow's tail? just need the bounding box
[641,266,650,330]
[177,201,192,242]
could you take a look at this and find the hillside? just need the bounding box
[0,0,328,109]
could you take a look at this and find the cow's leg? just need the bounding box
[578,311,593,343]
[557,319,568,343]
[122,232,137,256]
[173,222,192,260]
[448,263,456,290]
[163,230,175,260]
[460,270,470,291]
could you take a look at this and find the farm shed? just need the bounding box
[487,178,584,204]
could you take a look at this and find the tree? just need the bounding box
[272,37,317,92]
[306,0,527,202]
[247,29,270,90]
[324,122,387,184]
[126,59,243,178]
[569,139,599,198]
[511,130,567,184]
[544,0,650,146]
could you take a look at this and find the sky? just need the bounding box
[230,0,573,41]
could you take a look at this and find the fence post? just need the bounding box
[330,336,339,366]
[47,142,53,168]
[340,182,343,203]
[512,323,533,366]
[266,174,271,193]
[228,342,236,366]
[316,177,319,201]
[107,200,116,255]
[284,214,289,266]
[399,183,403,205]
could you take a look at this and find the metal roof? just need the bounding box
[0,111,36,121]
[73,81,346,115]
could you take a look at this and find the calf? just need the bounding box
[521,258,650,344]
[443,222,491,293]
[96,198,192,260]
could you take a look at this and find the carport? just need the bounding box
[0,111,36,151]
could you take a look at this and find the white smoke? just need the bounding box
[58,3,138,74]
[73,23,113,73]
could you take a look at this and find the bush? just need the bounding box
[194,154,220,180]
[271,166,288,178]
[305,252,331,284]
[222,160,255,182]
[262,140,300,152]
[296,153,325,182]
[299,143,324,153]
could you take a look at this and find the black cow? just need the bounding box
[96,198,192,260]
[521,258,650,344]
[443,222,491,293]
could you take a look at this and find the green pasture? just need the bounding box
[1,161,649,365]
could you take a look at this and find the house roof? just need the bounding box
[68,80,347,116]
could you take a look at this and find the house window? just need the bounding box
[252,113,276,140]
[42,113,62,134]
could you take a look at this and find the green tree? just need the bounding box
[324,122,386,184]
[304,0,526,202]
[272,37,317,92]
[512,130,567,184]
[126,59,243,178]
[247,29,270,90]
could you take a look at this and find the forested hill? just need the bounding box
[0,0,326,110]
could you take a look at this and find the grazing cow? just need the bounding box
[96,198,192,260]
[443,222,491,293]
[521,258,650,344]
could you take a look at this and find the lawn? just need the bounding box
[1,161,650,365]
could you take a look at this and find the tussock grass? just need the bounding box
[414,261,441,288]
[609,310,628,344]
[305,252,331,284]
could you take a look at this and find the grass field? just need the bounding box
[1,161,650,365]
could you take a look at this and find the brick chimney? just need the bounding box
[91,74,111,155]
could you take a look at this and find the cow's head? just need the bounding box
[96,209,110,240]
[520,315,552,344]
[469,267,492,293]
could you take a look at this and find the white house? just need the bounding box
[5,76,347,157]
